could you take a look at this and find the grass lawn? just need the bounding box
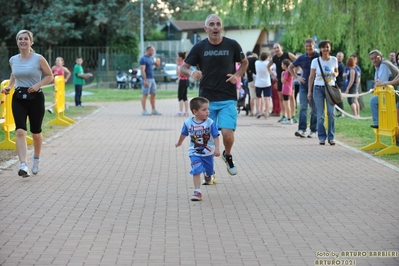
[1,85,398,167]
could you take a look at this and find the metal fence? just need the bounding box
[0,46,136,82]
[0,40,195,85]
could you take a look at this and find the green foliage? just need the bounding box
[146,29,167,41]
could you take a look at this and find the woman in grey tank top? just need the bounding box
[2,30,53,177]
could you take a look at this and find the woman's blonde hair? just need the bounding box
[16,29,35,53]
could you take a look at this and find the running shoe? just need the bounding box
[191,191,202,201]
[222,151,237,175]
[18,163,30,178]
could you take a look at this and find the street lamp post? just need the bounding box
[140,0,144,57]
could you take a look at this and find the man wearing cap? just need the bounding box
[369,50,397,128]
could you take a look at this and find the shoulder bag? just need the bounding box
[317,58,342,105]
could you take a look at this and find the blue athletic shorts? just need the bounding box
[189,155,214,176]
[142,79,157,95]
[209,100,237,130]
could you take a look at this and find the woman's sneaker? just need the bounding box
[18,163,30,178]
[32,157,40,175]
[191,191,202,201]
[222,151,237,175]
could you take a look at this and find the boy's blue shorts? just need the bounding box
[189,155,214,177]
[209,100,237,130]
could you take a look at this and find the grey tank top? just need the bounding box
[10,53,42,88]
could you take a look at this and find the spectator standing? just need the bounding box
[389,51,397,67]
[175,97,220,201]
[180,14,248,176]
[2,30,53,177]
[176,52,189,116]
[48,56,71,113]
[335,52,345,116]
[288,38,319,138]
[369,50,397,128]
[308,40,338,145]
[140,45,162,115]
[267,43,296,122]
[246,52,258,116]
[280,59,294,124]
[350,54,364,110]
[73,56,92,107]
[254,52,271,118]
[345,57,360,116]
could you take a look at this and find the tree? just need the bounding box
[223,0,399,77]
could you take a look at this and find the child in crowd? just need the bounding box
[281,59,294,124]
[48,57,71,113]
[175,97,220,201]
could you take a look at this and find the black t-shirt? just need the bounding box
[184,37,245,101]
[272,52,290,80]
[246,57,257,83]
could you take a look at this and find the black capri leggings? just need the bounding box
[178,79,189,101]
[12,92,45,133]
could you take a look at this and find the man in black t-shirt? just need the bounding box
[181,14,248,177]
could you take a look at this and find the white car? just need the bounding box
[163,63,178,82]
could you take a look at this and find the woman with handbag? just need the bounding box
[307,40,338,145]
[2,30,53,177]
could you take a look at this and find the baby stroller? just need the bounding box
[237,83,249,115]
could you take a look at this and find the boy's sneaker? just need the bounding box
[47,108,53,114]
[151,110,162,115]
[295,130,306,138]
[142,110,151,116]
[191,191,202,201]
[202,172,217,185]
[32,157,40,175]
[18,163,30,178]
[222,151,237,175]
[278,116,286,122]
[281,119,293,124]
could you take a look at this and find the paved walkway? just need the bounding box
[0,99,398,266]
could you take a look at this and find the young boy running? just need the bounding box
[175,97,220,201]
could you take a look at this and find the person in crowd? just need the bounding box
[389,51,397,67]
[288,38,319,138]
[52,57,71,82]
[335,52,345,117]
[48,56,71,113]
[2,30,53,177]
[267,43,296,122]
[254,52,271,119]
[344,57,360,117]
[293,52,303,110]
[180,14,248,176]
[280,59,294,124]
[73,56,92,107]
[175,52,189,116]
[369,50,396,128]
[245,51,258,116]
[175,97,220,201]
[350,54,363,110]
[308,40,338,146]
[140,45,161,115]
[269,56,280,117]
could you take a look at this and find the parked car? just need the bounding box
[163,63,178,82]
[154,63,178,82]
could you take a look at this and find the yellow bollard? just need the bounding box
[48,76,75,126]
[0,80,16,149]
[361,85,399,155]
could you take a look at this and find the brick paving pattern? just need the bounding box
[0,99,398,266]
